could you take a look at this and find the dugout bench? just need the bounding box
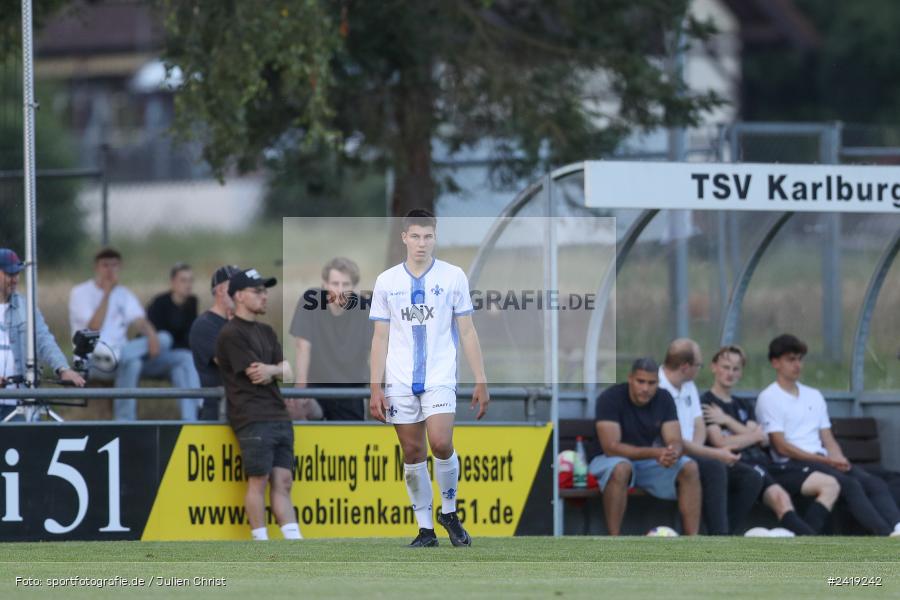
[558,416,893,535]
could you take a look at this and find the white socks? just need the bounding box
[404,461,434,529]
[251,527,268,541]
[281,522,303,540]
[434,452,460,514]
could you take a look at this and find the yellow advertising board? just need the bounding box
[142,423,552,540]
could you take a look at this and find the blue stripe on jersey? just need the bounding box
[412,324,427,395]
[409,263,429,395]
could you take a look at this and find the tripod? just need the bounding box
[2,399,64,422]
[1,374,79,423]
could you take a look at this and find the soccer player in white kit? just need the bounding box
[369,209,490,547]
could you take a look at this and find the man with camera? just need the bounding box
[1,248,84,420]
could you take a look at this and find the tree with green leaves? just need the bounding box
[163,1,721,217]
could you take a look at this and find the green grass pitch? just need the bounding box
[1,537,897,599]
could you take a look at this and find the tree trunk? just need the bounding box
[387,80,435,265]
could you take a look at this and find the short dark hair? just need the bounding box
[630,357,659,375]
[321,257,360,286]
[768,334,807,360]
[402,209,436,232]
[94,247,122,262]
[712,345,747,366]
[169,262,192,280]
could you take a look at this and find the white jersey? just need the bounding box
[369,258,473,397]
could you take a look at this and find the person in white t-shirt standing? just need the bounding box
[659,338,764,534]
[756,334,900,537]
[369,209,489,548]
[69,248,200,421]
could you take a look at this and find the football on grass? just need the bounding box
[646,526,679,537]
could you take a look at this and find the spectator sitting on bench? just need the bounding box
[702,344,839,535]
[147,262,202,421]
[658,338,764,535]
[590,357,701,536]
[756,334,900,537]
[69,248,201,421]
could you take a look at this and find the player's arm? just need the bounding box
[293,337,311,388]
[819,428,851,470]
[369,320,390,422]
[596,420,664,461]
[683,416,740,464]
[455,314,489,420]
[132,317,161,357]
[767,431,837,468]
[706,423,764,451]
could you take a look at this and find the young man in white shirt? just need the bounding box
[69,248,200,421]
[659,338,763,534]
[756,334,900,537]
[369,209,489,547]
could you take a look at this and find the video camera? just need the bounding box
[71,329,100,374]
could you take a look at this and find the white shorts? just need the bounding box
[386,387,456,425]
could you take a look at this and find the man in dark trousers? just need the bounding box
[189,265,240,421]
[215,267,299,541]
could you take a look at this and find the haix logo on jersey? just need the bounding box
[401,304,435,324]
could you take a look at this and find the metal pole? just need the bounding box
[21,0,39,389]
[101,143,110,245]
[667,20,690,340]
[821,123,843,362]
[544,174,561,537]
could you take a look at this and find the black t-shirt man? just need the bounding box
[289,288,373,420]
[147,293,198,349]
[700,391,770,465]
[189,310,227,421]
[595,383,679,452]
[216,316,290,431]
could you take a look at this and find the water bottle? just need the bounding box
[574,436,588,488]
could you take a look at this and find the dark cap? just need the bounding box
[0,249,24,275]
[228,268,277,297]
[211,265,241,290]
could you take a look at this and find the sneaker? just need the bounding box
[889,523,900,538]
[407,528,439,547]
[436,511,472,547]
[768,527,796,538]
[744,527,772,537]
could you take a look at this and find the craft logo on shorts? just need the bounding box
[401,305,435,324]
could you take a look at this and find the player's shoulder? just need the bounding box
[70,279,94,297]
[374,263,405,284]
[756,381,782,402]
[797,382,825,401]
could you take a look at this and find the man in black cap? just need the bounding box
[189,265,240,421]
[215,268,300,540]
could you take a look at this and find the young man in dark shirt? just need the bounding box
[147,262,201,420]
[148,263,198,350]
[189,265,240,420]
[591,357,701,536]
[701,345,839,535]
[289,257,373,420]
[215,268,299,541]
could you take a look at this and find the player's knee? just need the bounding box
[608,461,632,485]
[770,486,793,514]
[678,461,699,483]
[809,473,841,503]
[429,438,453,459]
